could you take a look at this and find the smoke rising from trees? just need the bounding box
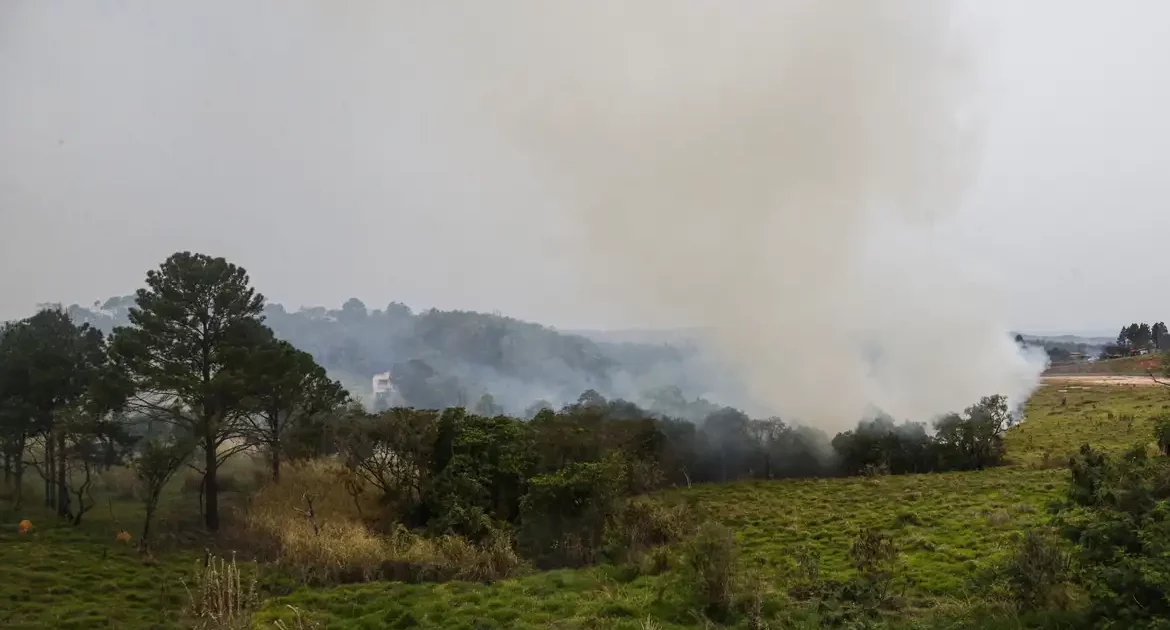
[4,2,1048,428]
[425,1,1047,428]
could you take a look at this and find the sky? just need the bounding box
[2,1,1169,336]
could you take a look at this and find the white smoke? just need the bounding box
[423,0,1046,428]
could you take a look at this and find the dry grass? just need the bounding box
[181,553,260,630]
[239,459,523,585]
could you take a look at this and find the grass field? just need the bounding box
[0,515,192,629]
[1007,382,1168,466]
[4,383,1167,629]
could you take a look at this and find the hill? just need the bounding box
[1043,353,1164,376]
[61,297,727,416]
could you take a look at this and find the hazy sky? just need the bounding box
[2,1,1168,336]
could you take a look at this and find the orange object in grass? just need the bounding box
[115,530,132,543]
[17,519,32,534]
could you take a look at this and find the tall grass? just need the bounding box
[181,553,260,630]
[240,459,523,585]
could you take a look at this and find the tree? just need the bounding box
[134,438,193,550]
[934,394,1011,470]
[1138,323,1153,349]
[338,407,440,517]
[49,415,136,525]
[0,309,111,514]
[110,252,265,531]
[1154,322,1168,349]
[240,328,348,482]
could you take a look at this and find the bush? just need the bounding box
[847,528,902,611]
[1153,414,1170,456]
[603,498,697,564]
[240,458,522,585]
[1003,529,1073,612]
[681,521,738,619]
[518,454,628,568]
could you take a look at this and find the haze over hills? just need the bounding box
[58,296,743,420]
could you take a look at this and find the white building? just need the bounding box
[372,371,393,395]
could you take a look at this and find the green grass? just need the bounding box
[666,467,1062,599]
[253,569,690,630]
[0,511,192,629]
[1007,383,1167,466]
[7,384,1169,628]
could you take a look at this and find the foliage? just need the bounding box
[238,329,348,483]
[110,252,268,531]
[134,438,194,549]
[1059,441,1170,628]
[519,453,630,567]
[1153,414,1170,456]
[833,395,1014,476]
[1001,529,1073,612]
[680,521,738,618]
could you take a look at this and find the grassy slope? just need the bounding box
[4,384,1164,629]
[257,384,1167,628]
[1043,354,1163,375]
[1007,382,1167,466]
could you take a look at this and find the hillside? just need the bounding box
[249,382,1159,627]
[1043,353,1164,376]
[63,297,725,416]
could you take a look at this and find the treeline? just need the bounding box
[1101,321,1169,357]
[1,253,349,541]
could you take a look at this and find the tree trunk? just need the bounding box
[57,431,69,517]
[3,447,9,485]
[44,432,55,508]
[140,498,157,550]
[12,435,25,508]
[272,450,281,484]
[203,429,219,531]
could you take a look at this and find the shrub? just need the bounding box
[847,528,902,611]
[681,521,738,618]
[240,458,522,585]
[1003,529,1073,611]
[603,498,696,564]
[518,454,628,568]
[1153,414,1170,456]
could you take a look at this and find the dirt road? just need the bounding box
[1040,375,1165,387]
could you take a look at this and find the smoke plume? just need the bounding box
[428,1,1046,428]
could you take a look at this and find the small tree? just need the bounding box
[134,439,193,550]
[240,329,347,483]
